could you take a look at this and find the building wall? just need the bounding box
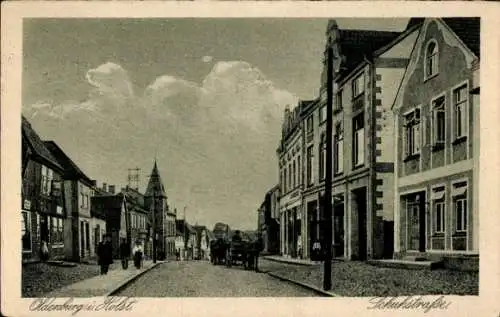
[393,19,479,256]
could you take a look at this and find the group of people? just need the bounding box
[96,234,145,275]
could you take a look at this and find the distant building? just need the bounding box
[392,18,479,264]
[144,160,169,260]
[121,186,149,256]
[258,185,280,255]
[22,116,66,262]
[91,194,127,259]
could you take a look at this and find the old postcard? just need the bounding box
[1,1,499,317]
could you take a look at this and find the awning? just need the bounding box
[452,186,467,197]
[431,190,445,200]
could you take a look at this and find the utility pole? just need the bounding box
[323,43,334,291]
[152,191,157,263]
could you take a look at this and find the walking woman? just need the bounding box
[132,240,143,269]
[97,234,113,275]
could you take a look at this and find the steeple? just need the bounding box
[145,159,167,198]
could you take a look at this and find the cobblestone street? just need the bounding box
[116,260,320,297]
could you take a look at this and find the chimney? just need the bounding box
[102,183,107,192]
[109,185,115,194]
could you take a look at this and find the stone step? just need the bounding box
[367,259,444,270]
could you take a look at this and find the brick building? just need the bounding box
[392,18,479,266]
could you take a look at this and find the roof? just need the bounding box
[90,195,124,220]
[442,18,480,57]
[405,18,480,57]
[185,223,196,234]
[43,141,94,186]
[206,230,216,241]
[145,160,167,197]
[22,116,63,172]
[337,29,402,77]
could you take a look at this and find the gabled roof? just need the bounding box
[22,116,63,172]
[145,160,167,197]
[406,17,480,57]
[336,29,402,77]
[43,141,94,186]
[442,18,480,57]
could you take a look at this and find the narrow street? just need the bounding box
[115,260,320,297]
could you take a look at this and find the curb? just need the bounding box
[105,262,164,296]
[262,256,318,266]
[266,272,338,297]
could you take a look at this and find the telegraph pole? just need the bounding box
[323,43,334,291]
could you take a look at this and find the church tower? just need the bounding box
[144,160,168,259]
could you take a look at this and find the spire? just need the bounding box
[145,159,167,198]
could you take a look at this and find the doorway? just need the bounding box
[407,192,426,252]
[333,199,345,258]
[353,188,367,261]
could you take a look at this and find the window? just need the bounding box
[306,145,314,185]
[292,160,296,188]
[319,105,327,123]
[319,135,326,180]
[404,109,421,157]
[353,114,365,166]
[453,183,468,232]
[352,73,365,98]
[432,96,446,146]
[41,166,53,195]
[334,123,344,174]
[288,163,292,190]
[453,85,468,140]
[432,187,445,234]
[425,41,439,78]
[297,155,301,186]
[284,167,287,193]
[22,211,31,251]
[306,116,314,134]
[335,89,343,111]
[51,217,64,245]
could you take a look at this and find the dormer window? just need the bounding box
[425,40,439,79]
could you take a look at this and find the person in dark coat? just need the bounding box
[97,234,113,275]
[119,238,130,270]
[132,240,143,269]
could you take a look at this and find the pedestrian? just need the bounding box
[97,234,113,275]
[40,240,49,262]
[175,249,180,261]
[132,240,143,269]
[254,233,264,272]
[119,238,130,270]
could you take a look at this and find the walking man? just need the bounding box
[119,238,130,270]
[97,234,113,275]
[132,240,143,269]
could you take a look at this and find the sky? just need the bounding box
[22,18,409,230]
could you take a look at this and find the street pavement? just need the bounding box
[115,260,320,297]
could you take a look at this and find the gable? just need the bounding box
[393,18,479,112]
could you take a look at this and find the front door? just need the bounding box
[80,221,85,258]
[407,193,426,252]
[333,202,345,257]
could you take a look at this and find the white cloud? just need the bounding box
[202,55,213,63]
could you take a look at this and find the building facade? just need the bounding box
[257,186,280,254]
[121,186,150,256]
[277,102,307,258]
[392,18,480,262]
[22,117,66,262]
[165,207,177,260]
[44,141,102,261]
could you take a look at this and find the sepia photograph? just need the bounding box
[2,2,499,317]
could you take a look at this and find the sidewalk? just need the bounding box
[262,255,321,266]
[44,260,163,297]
